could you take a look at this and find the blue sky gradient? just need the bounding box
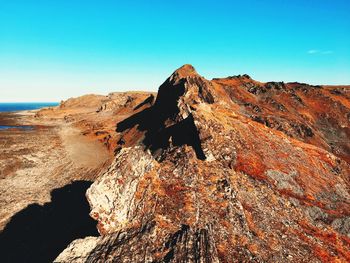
[0,0,349,101]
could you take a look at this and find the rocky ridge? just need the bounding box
[56,65,350,262]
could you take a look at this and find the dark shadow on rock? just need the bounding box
[133,94,155,111]
[116,78,206,160]
[0,181,98,263]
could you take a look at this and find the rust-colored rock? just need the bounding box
[56,65,350,262]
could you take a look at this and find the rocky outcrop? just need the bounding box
[35,92,155,152]
[56,65,350,262]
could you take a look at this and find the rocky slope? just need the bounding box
[55,65,350,262]
[0,91,154,262]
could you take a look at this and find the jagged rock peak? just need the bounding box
[55,65,350,262]
[169,64,200,83]
[156,64,215,106]
[116,65,211,161]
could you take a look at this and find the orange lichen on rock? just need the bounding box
[56,65,350,262]
[293,220,350,262]
[234,152,267,180]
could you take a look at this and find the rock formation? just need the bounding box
[36,91,156,152]
[56,65,350,262]
[0,90,156,262]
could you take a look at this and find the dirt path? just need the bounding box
[0,114,111,230]
[59,125,109,169]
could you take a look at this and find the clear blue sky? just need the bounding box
[0,0,349,102]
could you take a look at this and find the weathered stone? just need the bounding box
[56,65,350,262]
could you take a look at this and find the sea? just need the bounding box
[0,102,59,112]
[0,102,59,130]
